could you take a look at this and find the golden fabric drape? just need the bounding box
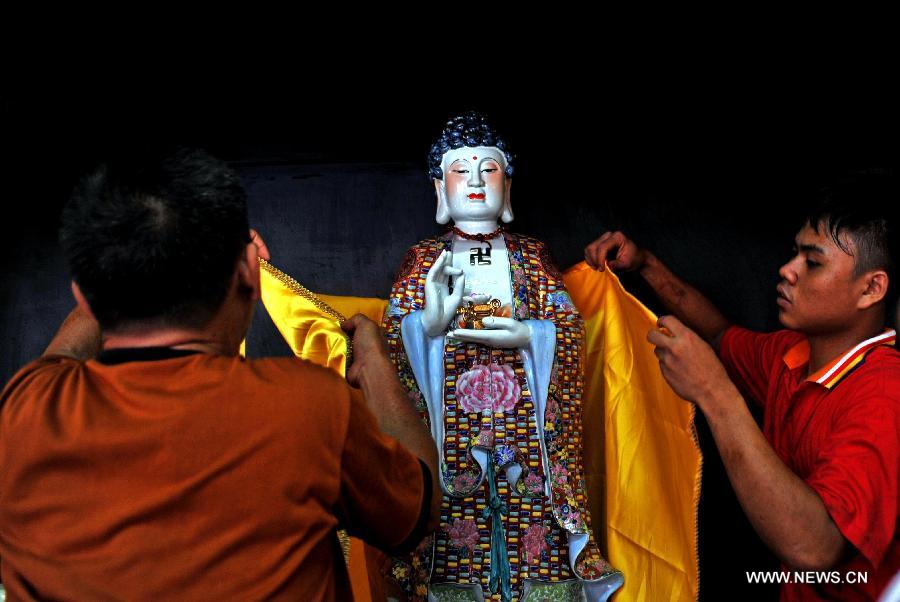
[255,260,386,602]
[256,259,386,374]
[256,260,701,602]
[563,262,701,602]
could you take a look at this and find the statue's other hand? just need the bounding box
[449,316,531,348]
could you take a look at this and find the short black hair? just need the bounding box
[806,170,897,314]
[60,147,250,331]
[427,111,514,181]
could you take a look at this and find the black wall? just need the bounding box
[3,73,897,600]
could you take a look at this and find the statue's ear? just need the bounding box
[434,178,451,224]
[500,178,514,223]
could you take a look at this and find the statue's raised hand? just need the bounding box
[422,250,466,337]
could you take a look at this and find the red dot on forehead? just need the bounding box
[472,156,477,160]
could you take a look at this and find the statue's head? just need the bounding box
[428,112,515,226]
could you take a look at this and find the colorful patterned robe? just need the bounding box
[382,231,623,601]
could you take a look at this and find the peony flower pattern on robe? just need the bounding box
[455,364,521,415]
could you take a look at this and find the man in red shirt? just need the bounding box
[585,174,898,601]
[0,148,441,600]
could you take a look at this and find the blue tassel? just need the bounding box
[482,460,512,602]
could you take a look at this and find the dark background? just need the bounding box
[2,64,897,600]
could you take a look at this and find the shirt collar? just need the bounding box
[96,347,201,365]
[782,329,897,389]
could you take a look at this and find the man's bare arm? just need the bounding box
[342,314,441,530]
[648,317,848,569]
[585,231,730,348]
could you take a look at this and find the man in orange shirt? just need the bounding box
[0,148,440,600]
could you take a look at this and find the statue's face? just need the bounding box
[439,146,509,223]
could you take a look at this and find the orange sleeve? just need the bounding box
[335,388,427,553]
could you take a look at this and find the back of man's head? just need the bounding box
[60,147,249,332]
[805,170,898,326]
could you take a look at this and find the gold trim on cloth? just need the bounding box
[258,258,353,366]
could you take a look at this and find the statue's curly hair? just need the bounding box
[427,111,514,181]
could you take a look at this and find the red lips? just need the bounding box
[468,193,486,200]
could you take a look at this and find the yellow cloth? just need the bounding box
[254,261,387,602]
[256,259,386,374]
[257,260,701,602]
[564,262,701,602]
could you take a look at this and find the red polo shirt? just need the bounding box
[720,326,899,601]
